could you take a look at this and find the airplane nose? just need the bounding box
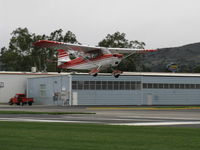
[113,54,123,58]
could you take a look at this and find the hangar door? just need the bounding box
[72,80,142,105]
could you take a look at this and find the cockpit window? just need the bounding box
[101,48,111,54]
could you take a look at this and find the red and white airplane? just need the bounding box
[33,40,157,78]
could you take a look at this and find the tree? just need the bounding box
[98,31,146,72]
[0,27,79,72]
[1,27,33,71]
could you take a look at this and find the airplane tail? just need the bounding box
[57,49,71,66]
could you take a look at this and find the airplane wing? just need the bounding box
[33,40,101,53]
[108,48,157,54]
[34,40,157,54]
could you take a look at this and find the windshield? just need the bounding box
[101,48,111,54]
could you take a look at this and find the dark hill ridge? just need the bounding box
[142,42,200,72]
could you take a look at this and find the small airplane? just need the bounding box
[33,40,157,78]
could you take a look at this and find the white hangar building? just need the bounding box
[0,72,57,103]
[27,72,200,106]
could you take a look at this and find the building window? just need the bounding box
[159,84,163,88]
[72,80,141,90]
[71,80,200,90]
[143,83,147,88]
[84,81,90,90]
[0,82,4,88]
[175,84,179,89]
[78,81,84,90]
[72,81,77,90]
[101,81,107,90]
[135,81,141,89]
[190,84,195,89]
[143,83,200,89]
[125,81,131,90]
[164,84,169,89]
[196,84,200,89]
[180,84,184,89]
[119,81,124,90]
[153,83,158,89]
[40,84,46,97]
[147,83,153,89]
[108,81,113,90]
[185,84,190,89]
[113,81,118,90]
[89,81,95,90]
[95,81,101,90]
[169,84,175,89]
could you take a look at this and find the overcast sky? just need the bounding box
[1,0,200,49]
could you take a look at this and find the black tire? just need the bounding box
[9,102,13,105]
[114,74,120,78]
[57,68,61,73]
[93,73,98,77]
[28,102,32,106]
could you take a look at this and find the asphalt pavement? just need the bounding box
[0,105,200,127]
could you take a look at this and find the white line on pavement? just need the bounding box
[111,121,200,126]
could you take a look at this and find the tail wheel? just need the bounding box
[114,74,120,78]
[93,73,98,77]
[9,102,13,105]
[57,68,62,73]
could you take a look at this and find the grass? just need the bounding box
[0,110,95,115]
[0,122,200,150]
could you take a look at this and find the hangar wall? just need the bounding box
[71,75,142,105]
[142,76,200,105]
[27,75,71,105]
[0,72,56,103]
[27,73,200,106]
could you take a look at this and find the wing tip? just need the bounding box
[33,40,64,47]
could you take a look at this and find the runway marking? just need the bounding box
[0,118,89,123]
[1,118,200,127]
[87,107,200,110]
[121,116,200,121]
[111,121,200,126]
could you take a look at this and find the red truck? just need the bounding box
[9,94,34,106]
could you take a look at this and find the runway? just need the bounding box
[0,105,200,127]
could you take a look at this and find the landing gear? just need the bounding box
[89,67,101,77]
[93,73,98,77]
[112,70,123,78]
[57,68,62,73]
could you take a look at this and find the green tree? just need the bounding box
[1,27,33,71]
[0,27,79,72]
[98,31,146,72]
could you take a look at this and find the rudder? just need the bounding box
[57,49,71,65]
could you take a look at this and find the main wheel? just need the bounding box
[57,69,61,73]
[114,74,120,78]
[93,73,98,77]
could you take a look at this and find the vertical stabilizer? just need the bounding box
[57,49,71,66]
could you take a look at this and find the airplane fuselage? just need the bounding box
[58,53,123,70]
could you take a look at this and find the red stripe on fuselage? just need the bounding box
[58,54,68,58]
[58,54,115,69]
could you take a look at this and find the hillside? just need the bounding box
[142,42,200,72]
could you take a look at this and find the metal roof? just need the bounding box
[0,71,68,76]
[1,71,200,77]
